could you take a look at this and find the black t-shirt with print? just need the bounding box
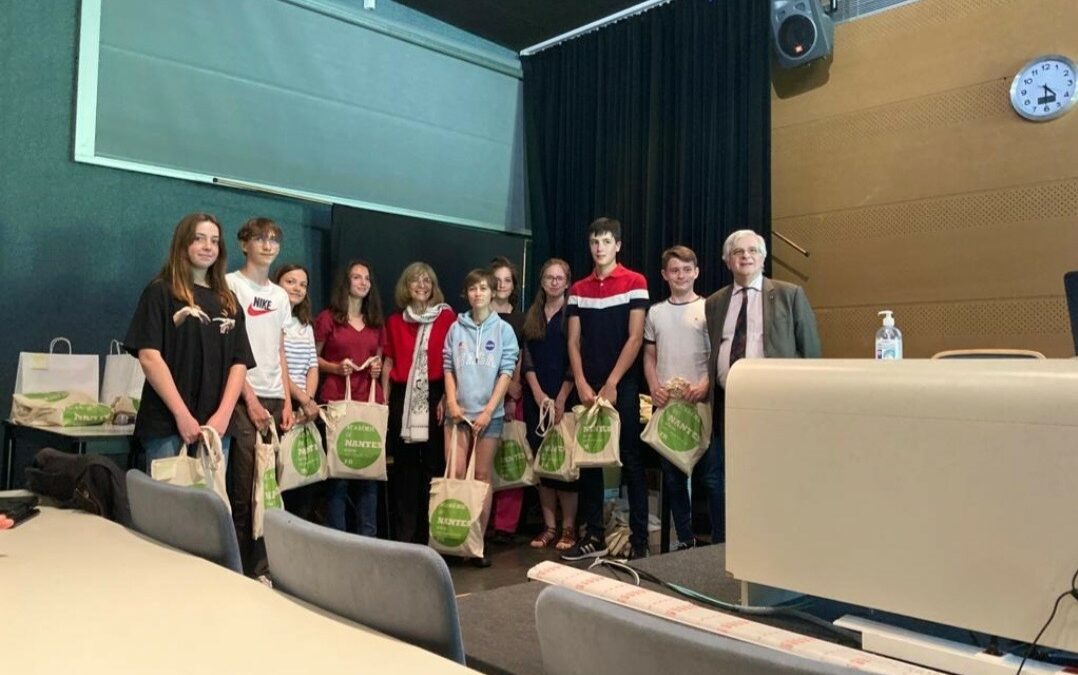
[124,280,255,439]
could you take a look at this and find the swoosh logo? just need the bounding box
[247,303,273,317]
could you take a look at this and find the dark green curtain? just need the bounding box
[523,0,771,297]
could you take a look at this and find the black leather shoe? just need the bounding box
[470,555,493,568]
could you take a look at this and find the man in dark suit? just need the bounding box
[702,229,820,542]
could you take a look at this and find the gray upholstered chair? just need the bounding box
[263,509,465,664]
[125,469,242,573]
[535,585,858,675]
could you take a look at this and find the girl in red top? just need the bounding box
[314,260,385,536]
[381,262,455,544]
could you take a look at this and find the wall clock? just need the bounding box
[1009,54,1076,121]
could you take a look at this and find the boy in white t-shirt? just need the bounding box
[643,246,722,548]
[226,217,293,577]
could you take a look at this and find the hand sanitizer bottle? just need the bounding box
[875,310,902,360]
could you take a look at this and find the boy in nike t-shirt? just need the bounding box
[226,217,293,577]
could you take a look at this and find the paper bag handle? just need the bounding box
[49,337,72,354]
[109,339,124,355]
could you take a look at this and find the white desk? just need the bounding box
[0,507,471,674]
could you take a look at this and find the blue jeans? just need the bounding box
[660,456,694,545]
[325,479,379,537]
[143,435,232,473]
[579,380,647,549]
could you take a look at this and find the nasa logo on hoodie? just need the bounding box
[484,340,495,351]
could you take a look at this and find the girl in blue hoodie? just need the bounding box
[443,269,519,559]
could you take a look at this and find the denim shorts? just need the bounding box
[478,417,504,439]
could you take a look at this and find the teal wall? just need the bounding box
[0,0,514,407]
[0,1,328,404]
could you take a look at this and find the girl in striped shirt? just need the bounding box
[275,264,320,421]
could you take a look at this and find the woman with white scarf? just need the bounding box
[382,262,456,544]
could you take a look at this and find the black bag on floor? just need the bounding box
[24,448,130,526]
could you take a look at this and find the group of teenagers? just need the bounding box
[125,210,820,574]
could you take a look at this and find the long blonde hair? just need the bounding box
[393,261,445,309]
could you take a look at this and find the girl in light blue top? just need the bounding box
[443,268,519,488]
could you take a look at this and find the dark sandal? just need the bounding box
[530,527,558,548]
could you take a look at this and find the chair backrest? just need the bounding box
[125,469,241,573]
[535,586,858,675]
[263,510,465,664]
[931,349,1045,359]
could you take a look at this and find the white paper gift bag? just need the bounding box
[101,339,145,410]
[322,357,388,481]
[14,337,99,401]
[150,426,231,513]
[571,397,622,468]
[428,423,491,559]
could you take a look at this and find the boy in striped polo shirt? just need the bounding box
[562,217,650,561]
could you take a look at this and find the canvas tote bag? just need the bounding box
[100,339,145,409]
[11,391,111,427]
[150,426,230,513]
[276,419,328,492]
[428,423,491,559]
[253,425,285,540]
[14,337,99,401]
[571,397,622,468]
[531,399,579,481]
[491,419,537,491]
[322,357,388,481]
[640,397,711,476]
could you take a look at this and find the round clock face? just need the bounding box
[1010,55,1077,121]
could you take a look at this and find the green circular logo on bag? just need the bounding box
[657,401,702,452]
[430,499,472,547]
[262,469,283,508]
[494,440,527,482]
[576,409,614,454]
[538,431,565,472]
[62,403,112,426]
[336,421,382,469]
[291,428,323,477]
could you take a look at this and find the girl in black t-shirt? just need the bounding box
[125,212,255,468]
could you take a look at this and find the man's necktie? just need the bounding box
[729,288,749,367]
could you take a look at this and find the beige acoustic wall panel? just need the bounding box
[771,0,1078,357]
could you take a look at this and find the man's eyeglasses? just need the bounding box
[542,275,567,283]
[730,247,763,258]
[252,234,281,246]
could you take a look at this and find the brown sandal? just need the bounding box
[554,526,577,551]
[530,527,558,548]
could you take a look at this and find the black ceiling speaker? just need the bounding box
[771,1,834,69]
